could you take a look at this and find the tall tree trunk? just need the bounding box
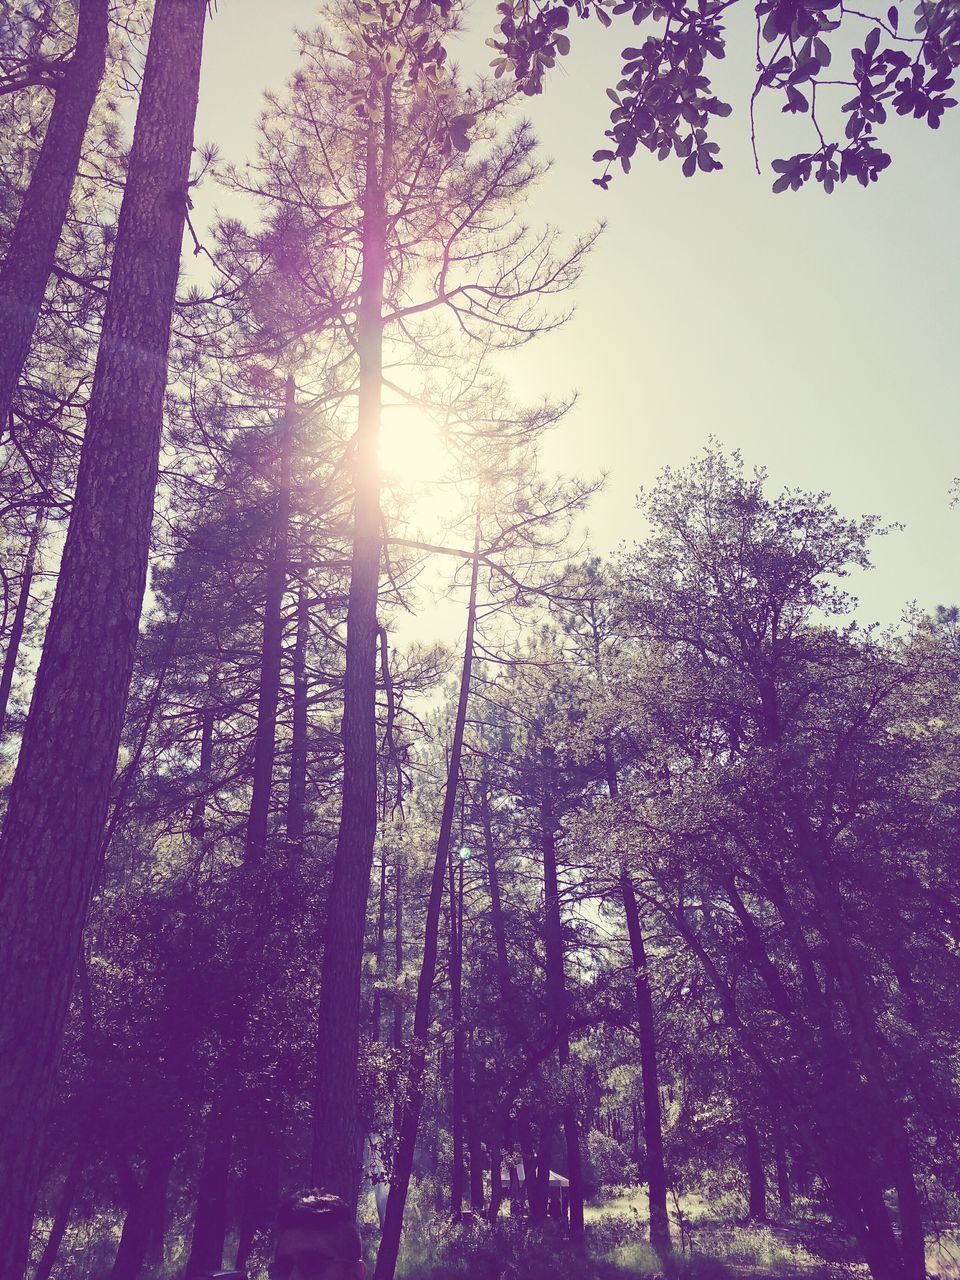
[33,1151,82,1280]
[190,687,216,845]
[312,79,389,1204]
[0,6,206,1273]
[540,746,585,1240]
[371,845,388,1042]
[0,505,43,738]
[480,773,513,1006]
[743,1122,767,1222]
[245,375,294,867]
[186,1105,233,1277]
[449,847,465,1219]
[393,844,404,1051]
[111,1148,174,1280]
[373,529,481,1280]
[606,742,671,1257]
[620,870,671,1254]
[286,581,310,845]
[0,0,109,427]
[774,1132,792,1217]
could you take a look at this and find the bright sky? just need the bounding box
[193,0,960,628]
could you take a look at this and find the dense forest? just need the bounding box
[0,1,959,1279]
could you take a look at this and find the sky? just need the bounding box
[191,0,960,629]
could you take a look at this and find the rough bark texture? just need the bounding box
[449,849,465,1218]
[0,6,206,1275]
[0,506,43,738]
[606,743,671,1256]
[286,581,310,845]
[245,376,294,866]
[186,1105,233,1277]
[539,747,584,1239]
[0,0,109,427]
[620,869,671,1255]
[373,536,480,1280]
[744,1122,768,1222]
[33,1151,82,1280]
[312,96,387,1202]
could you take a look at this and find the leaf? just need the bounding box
[682,152,697,176]
[887,4,899,28]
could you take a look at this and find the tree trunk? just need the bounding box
[0,505,43,738]
[371,846,388,1042]
[245,375,294,867]
[186,1105,233,1277]
[743,1122,767,1222]
[607,737,671,1257]
[480,773,513,1007]
[449,845,465,1220]
[312,79,388,1205]
[0,6,206,1273]
[111,1149,174,1280]
[393,844,404,1051]
[286,581,310,845]
[540,746,584,1240]
[189,687,216,845]
[33,1151,82,1280]
[774,1133,792,1217]
[620,870,671,1255]
[373,528,481,1280]
[0,0,110,427]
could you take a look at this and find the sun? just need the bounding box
[378,402,451,493]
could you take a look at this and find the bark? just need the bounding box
[606,745,671,1255]
[110,1149,174,1280]
[393,845,404,1051]
[466,1089,485,1213]
[480,772,513,1006]
[33,1151,82,1280]
[743,1122,767,1222]
[0,0,109,427]
[371,846,388,1042]
[189,691,216,844]
[186,1105,233,1277]
[0,505,43,738]
[0,6,206,1274]
[774,1133,792,1216]
[449,845,465,1218]
[286,581,310,845]
[540,746,584,1240]
[620,869,671,1256]
[373,530,481,1280]
[312,81,388,1204]
[245,375,294,867]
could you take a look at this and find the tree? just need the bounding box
[484,0,959,191]
[0,0,109,428]
[0,3,207,1272]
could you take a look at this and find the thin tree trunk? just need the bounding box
[449,846,465,1219]
[190,689,216,844]
[0,0,109,427]
[286,581,310,845]
[372,846,388,1041]
[373,528,481,1280]
[607,740,671,1257]
[774,1133,792,1217]
[312,78,389,1204]
[540,746,585,1240]
[0,505,43,738]
[0,6,206,1273]
[245,375,294,867]
[33,1150,82,1280]
[393,845,404,1051]
[743,1122,767,1222]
